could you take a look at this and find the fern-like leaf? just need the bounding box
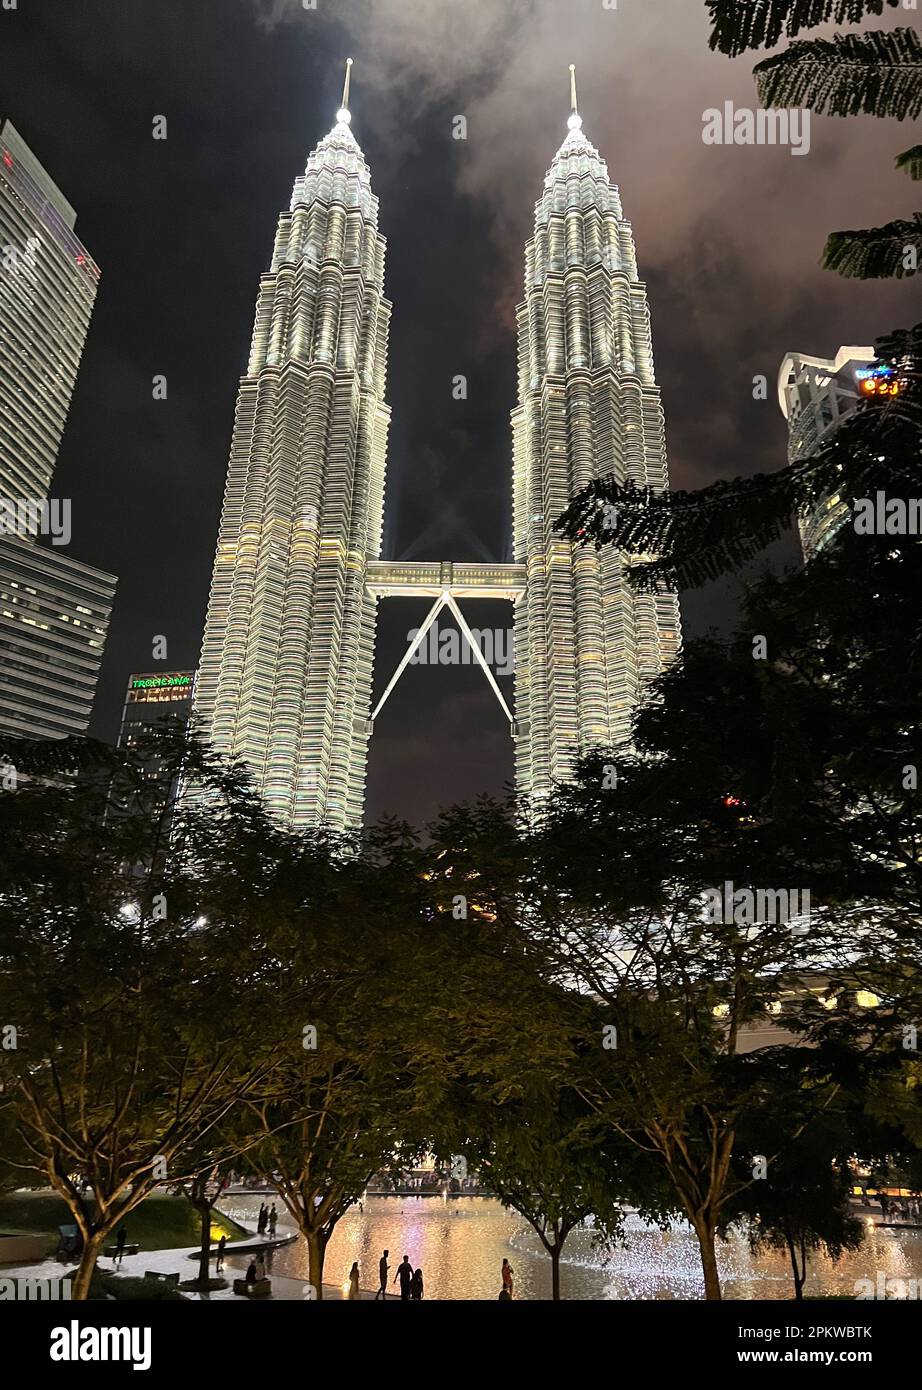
[707,0,901,58]
[896,145,922,180]
[823,212,922,278]
[755,30,922,120]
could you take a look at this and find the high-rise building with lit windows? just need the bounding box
[0,119,100,503]
[119,671,195,751]
[0,119,115,745]
[511,69,681,799]
[193,63,391,829]
[778,345,875,559]
[0,537,115,740]
[117,671,195,812]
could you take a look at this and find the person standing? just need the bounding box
[268,1204,278,1237]
[257,1203,267,1235]
[348,1261,360,1300]
[215,1234,227,1273]
[394,1254,413,1301]
[501,1258,514,1299]
[375,1249,389,1299]
[115,1227,127,1264]
[410,1266,424,1301]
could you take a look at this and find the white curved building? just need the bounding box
[778,345,875,559]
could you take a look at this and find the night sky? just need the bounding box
[2,0,914,824]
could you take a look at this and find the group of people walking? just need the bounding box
[349,1250,514,1301]
[256,1202,278,1237]
[874,1192,922,1224]
[366,1249,424,1300]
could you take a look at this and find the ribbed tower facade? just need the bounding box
[0,120,99,503]
[511,73,681,799]
[0,119,116,743]
[193,65,391,830]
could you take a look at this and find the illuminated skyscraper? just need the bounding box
[118,671,195,814]
[193,63,391,829]
[119,671,195,751]
[0,120,115,744]
[0,119,100,504]
[778,345,875,559]
[511,69,681,798]
[0,539,115,740]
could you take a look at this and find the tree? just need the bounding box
[516,640,864,1297]
[705,1,922,277]
[732,1061,865,1298]
[465,1088,624,1300]
[177,1160,234,1290]
[234,823,433,1299]
[0,732,302,1298]
[420,785,795,1299]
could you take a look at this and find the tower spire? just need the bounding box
[567,64,582,131]
[337,57,354,125]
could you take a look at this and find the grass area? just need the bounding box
[88,1270,187,1302]
[0,1191,248,1255]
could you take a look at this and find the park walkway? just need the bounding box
[0,1216,396,1301]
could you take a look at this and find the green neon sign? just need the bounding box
[130,675,192,690]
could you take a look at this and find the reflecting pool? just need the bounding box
[219,1194,922,1301]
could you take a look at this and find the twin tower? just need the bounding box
[193,65,681,830]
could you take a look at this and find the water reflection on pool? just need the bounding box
[221,1194,922,1301]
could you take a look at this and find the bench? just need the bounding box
[144,1271,181,1286]
[57,1224,81,1257]
[104,1242,140,1258]
[233,1278,271,1298]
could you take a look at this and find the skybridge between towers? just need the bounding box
[364,560,527,737]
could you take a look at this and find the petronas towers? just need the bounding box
[193,65,681,829]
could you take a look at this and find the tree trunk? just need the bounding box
[72,1231,106,1301]
[305,1229,326,1300]
[692,1218,722,1300]
[196,1202,211,1285]
[551,1244,561,1301]
[796,1235,807,1300]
